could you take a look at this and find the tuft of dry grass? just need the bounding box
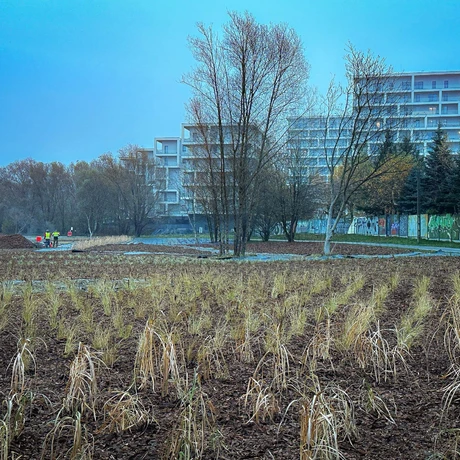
[282,373,356,460]
[396,276,433,352]
[63,343,100,418]
[134,318,157,392]
[41,410,93,460]
[243,378,280,424]
[98,390,153,434]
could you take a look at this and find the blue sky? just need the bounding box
[1,0,459,167]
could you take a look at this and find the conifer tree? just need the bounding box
[422,125,455,214]
[449,155,460,214]
[397,136,421,214]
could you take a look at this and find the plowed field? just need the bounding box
[0,245,459,459]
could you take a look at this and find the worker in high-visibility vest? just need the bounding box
[44,230,51,248]
[52,230,60,248]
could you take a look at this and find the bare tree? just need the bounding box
[182,123,231,249]
[252,165,281,241]
[118,145,165,237]
[71,160,118,237]
[183,11,310,256]
[0,159,72,234]
[100,146,165,237]
[319,44,409,255]
[274,134,326,242]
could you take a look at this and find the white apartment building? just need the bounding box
[150,137,186,216]
[288,71,460,177]
[150,128,214,217]
[147,72,460,215]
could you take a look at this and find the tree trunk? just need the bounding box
[323,204,335,255]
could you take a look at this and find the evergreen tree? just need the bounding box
[353,130,414,215]
[422,125,455,214]
[449,155,460,214]
[397,136,421,214]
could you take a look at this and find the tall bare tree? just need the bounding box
[108,145,165,237]
[319,44,409,255]
[0,159,72,234]
[274,133,326,242]
[71,159,117,237]
[183,11,310,256]
[252,165,281,241]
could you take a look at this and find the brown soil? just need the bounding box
[86,242,213,256]
[234,241,417,256]
[0,246,459,459]
[87,240,417,257]
[0,234,35,249]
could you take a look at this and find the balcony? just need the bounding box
[411,110,439,116]
[412,97,439,104]
[156,150,178,156]
[428,120,460,128]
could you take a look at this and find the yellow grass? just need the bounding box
[72,235,131,251]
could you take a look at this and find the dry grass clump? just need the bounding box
[98,390,153,434]
[282,373,356,460]
[0,282,13,333]
[72,235,131,251]
[41,411,93,460]
[1,339,39,459]
[441,272,460,420]
[243,378,280,424]
[63,343,99,417]
[165,371,219,460]
[396,275,433,352]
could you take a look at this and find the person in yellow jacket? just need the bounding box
[52,230,60,248]
[44,230,51,248]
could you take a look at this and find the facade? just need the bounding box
[147,71,460,215]
[287,71,460,177]
[151,137,187,216]
[181,122,264,214]
[400,71,460,154]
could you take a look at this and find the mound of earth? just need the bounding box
[0,233,35,249]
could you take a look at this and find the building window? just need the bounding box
[432,81,437,89]
[429,94,437,102]
[444,80,449,88]
[414,81,423,89]
[402,81,411,90]
[164,145,168,153]
[415,94,420,102]
[442,94,449,101]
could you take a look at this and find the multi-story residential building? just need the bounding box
[151,137,186,216]
[180,122,265,214]
[180,122,233,217]
[145,71,460,216]
[287,71,460,177]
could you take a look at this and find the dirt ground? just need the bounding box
[87,240,417,257]
[1,241,460,459]
[0,234,35,249]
